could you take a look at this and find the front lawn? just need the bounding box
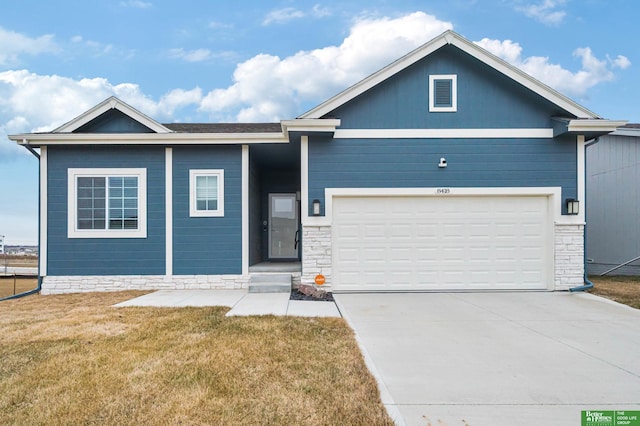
[0,292,393,425]
[588,275,640,309]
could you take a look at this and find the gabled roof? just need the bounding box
[54,96,172,134]
[300,30,600,120]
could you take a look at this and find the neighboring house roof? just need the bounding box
[612,123,640,137]
[300,30,601,120]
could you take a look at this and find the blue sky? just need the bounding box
[0,0,637,244]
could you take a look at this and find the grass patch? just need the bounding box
[0,292,393,425]
[588,275,640,309]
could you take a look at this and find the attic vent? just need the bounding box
[429,74,457,112]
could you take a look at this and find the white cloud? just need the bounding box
[0,26,58,66]
[0,70,201,137]
[203,12,453,121]
[262,5,331,26]
[610,55,631,70]
[169,48,213,62]
[263,8,306,25]
[475,38,630,98]
[516,0,567,26]
[120,0,152,8]
[312,4,331,18]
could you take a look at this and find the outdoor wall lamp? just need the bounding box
[312,199,321,216]
[566,198,579,215]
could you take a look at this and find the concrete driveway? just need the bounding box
[335,292,640,426]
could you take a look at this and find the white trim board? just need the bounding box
[165,148,173,276]
[39,146,48,277]
[300,136,309,222]
[334,128,554,139]
[242,145,249,275]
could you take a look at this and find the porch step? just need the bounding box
[248,274,292,293]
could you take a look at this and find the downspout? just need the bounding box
[1,140,43,300]
[569,137,600,292]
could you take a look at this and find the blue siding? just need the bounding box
[308,135,577,215]
[328,45,571,129]
[47,146,165,275]
[172,146,242,275]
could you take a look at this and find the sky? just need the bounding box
[0,0,637,245]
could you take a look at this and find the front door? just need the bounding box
[268,193,299,259]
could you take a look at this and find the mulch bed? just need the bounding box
[289,289,335,302]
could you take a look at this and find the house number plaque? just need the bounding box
[436,188,451,194]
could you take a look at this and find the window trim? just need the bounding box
[429,74,457,112]
[189,169,225,217]
[67,168,147,238]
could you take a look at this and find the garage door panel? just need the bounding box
[332,195,551,291]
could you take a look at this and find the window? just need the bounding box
[68,168,147,238]
[429,74,457,112]
[190,169,224,217]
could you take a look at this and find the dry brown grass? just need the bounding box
[0,277,38,299]
[588,275,640,309]
[0,292,393,425]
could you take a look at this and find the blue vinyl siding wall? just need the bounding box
[328,45,570,129]
[47,146,165,275]
[308,135,577,215]
[308,43,579,216]
[172,146,242,275]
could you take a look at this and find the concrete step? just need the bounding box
[248,273,292,293]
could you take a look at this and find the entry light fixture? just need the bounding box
[312,199,321,216]
[566,198,579,215]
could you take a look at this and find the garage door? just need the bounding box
[332,195,551,291]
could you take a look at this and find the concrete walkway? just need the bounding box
[335,292,640,426]
[113,289,341,318]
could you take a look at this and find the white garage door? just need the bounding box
[332,195,551,291]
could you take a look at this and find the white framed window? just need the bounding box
[189,169,224,217]
[68,168,147,238]
[429,74,457,112]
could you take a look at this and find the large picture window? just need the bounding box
[68,168,147,238]
[190,169,224,217]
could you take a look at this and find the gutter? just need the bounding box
[569,137,600,292]
[1,140,43,300]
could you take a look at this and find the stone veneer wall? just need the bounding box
[554,223,585,290]
[41,272,302,295]
[42,275,250,295]
[301,225,332,288]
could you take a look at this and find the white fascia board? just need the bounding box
[281,118,341,133]
[53,96,172,134]
[568,119,628,133]
[300,30,599,120]
[10,132,289,146]
[334,128,553,139]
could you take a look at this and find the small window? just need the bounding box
[429,74,457,112]
[190,169,224,217]
[68,168,147,238]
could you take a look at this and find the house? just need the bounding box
[586,124,640,276]
[10,30,625,294]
